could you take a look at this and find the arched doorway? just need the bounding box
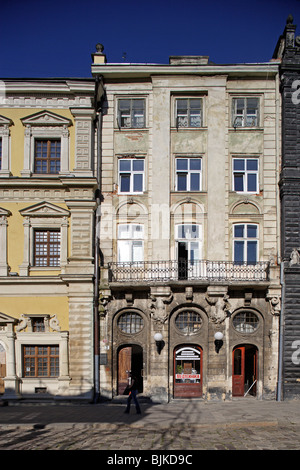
[0,343,6,394]
[117,344,143,395]
[174,345,202,398]
[232,344,258,397]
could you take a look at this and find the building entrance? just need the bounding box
[232,344,257,397]
[117,345,143,395]
[174,345,202,398]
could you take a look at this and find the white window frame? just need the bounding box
[175,98,203,128]
[232,157,259,193]
[117,98,146,129]
[118,158,145,194]
[117,224,144,263]
[233,223,259,265]
[232,97,260,128]
[175,157,202,191]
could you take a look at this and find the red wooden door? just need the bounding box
[232,346,245,396]
[118,346,132,395]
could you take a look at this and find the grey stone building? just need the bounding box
[274,15,300,400]
[92,44,281,402]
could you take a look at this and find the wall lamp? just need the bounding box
[154,332,164,354]
[214,332,224,353]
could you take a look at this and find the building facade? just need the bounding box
[92,47,282,402]
[0,78,101,401]
[274,16,300,400]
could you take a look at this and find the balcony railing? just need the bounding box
[108,260,270,283]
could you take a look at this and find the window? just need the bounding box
[23,345,59,377]
[32,318,45,332]
[175,311,202,334]
[233,311,259,333]
[233,224,258,265]
[119,158,144,193]
[0,138,2,170]
[118,99,145,128]
[233,158,258,193]
[118,312,144,334]
[176,158,202,191]
[117,224,144,263]
[34,139,61,174]
[176,98,202,127]
[34,230,61,267]
[232,97,259,127]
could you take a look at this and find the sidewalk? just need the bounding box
[0,398,300,429]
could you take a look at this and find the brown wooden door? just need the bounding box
[118,347,132,395]
[0,363,6,394]
[232,346,245,396]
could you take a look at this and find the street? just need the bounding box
[0,399,300,452]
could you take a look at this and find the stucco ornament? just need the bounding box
[16,314,29,332]
[149,292,173,324]
[50,315,61,332]
[205,294,229,324]
[289,248,300,266]
[269,296,281,316]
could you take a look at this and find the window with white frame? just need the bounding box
[233,224,258,265]
[175,157,202,191]
[233,158,259,193]
[232,97,259,127]
[175,98,202,128]
[117,98,145,128]
[117,224,144,263]
[118,158,145,193]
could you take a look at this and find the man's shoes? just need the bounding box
[137,410,141,414]
[124,410,129,414]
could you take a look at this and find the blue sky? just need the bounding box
[0,0,300,78]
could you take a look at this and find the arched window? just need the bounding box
[232,311,259,333]
[175,310,202,334]
[117,312,144,334]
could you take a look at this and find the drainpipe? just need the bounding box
[93,76,104,403]
[277,261,285,401]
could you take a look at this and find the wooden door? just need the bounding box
[232,346,245,396]
[0,363,6,394]
[118,346,132,395]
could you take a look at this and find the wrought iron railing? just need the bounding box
[108,260,269,283]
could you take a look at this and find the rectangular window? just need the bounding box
[232,97,259,127]
[23,345,59,377]
[176,98,202,128]
[0,138,2,170]
[118,99,145,128]
[34,230,61,267]
[176,158,202,191]
[117,224,144,263]
[119,158,145,193]
[233,158,258,193]
[34,139,61,174]
[233,224,258,265]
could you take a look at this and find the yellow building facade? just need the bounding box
[0,79,100,401]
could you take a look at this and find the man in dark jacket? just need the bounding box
[124,373,141,414]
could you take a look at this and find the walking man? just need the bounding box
[124,373,141,414]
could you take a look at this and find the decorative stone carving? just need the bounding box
[289,248,300,266]
[205,293,229,324]
[149,287,173,324]
[50,315,61,332]
[16,314,29,332]
[269,296,281,316]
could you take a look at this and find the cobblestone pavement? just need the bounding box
[0,399,300,451]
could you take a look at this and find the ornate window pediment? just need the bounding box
[21,110,72,128]
[21,110,72,177]
[19,201,70,218]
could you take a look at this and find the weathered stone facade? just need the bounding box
[274,16,300,399]
[93,49,282,402]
